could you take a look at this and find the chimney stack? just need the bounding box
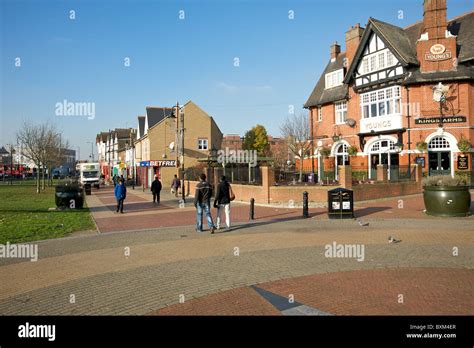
[330,42,341,61]
[345,23,364,67]
[423,0,447,40]
[417,0,456,72]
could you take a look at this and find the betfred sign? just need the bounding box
[360,115,403,133]
[140,160,176,167]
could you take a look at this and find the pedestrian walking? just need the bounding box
[194,173,216,233]
[151,176,162,205]
[214,175,234,230]
[112,174,117,187]
[114,178,127,213]
[171,174,181,197]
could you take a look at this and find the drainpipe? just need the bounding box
[406,85,412,177]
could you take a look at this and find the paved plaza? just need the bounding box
[0,186,473,315]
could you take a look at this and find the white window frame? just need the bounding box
[360,86,401,119]
[317,107,322,122]
[359,48,397,76]
[335,101,347,124]
[325,69,344,89]
[198,138,208,150]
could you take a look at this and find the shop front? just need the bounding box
[138,160,177,189]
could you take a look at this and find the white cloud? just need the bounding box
[217,82,273,94]
[217,82,239,93]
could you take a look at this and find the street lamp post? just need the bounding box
[86,141,94,162]
[180,108,185,203]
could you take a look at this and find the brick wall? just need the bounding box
[187,166,423,204]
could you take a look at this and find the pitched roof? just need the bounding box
[404,11,474,63]
[114,128,133,139]
[96,132,108,143]
[304,52,349,108]
[146,107,174,129]
[0,146,9,155]
[369,18,418,65]
[137,116,145,138]
[306,10,474,108]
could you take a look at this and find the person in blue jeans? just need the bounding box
[114,178,127,213]
[194,173,216,233]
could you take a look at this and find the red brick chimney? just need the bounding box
[423,0,447,40]
[345,23,364,67]
[330,42,341,61]
[417,0,457,72]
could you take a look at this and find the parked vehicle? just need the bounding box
[78,163,101,188]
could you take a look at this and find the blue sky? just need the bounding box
[1,0,472,160]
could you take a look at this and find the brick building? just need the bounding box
[304,0,473,180]
[134,101,223,188]
[96,128,135,180]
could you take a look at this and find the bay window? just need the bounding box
[360,86,401,119]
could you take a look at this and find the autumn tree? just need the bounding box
[242,124,270,156]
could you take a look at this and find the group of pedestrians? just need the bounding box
[194,174,233,233]
[113,172,234,233]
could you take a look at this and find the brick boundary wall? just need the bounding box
[185,165,423,204]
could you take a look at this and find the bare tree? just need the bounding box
[17,122,67,193]
[279,112,312,182]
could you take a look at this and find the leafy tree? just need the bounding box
[242,124,269,156]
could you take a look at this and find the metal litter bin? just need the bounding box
[84,183,92,195]
[55,184,84,209]
[328,187,354,219]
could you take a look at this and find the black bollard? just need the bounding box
[303,191,309,218]
[250,198,255,220]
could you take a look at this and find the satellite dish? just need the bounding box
[169,142,175,150]
[345,118,356,127]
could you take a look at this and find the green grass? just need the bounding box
[0,184,95,244]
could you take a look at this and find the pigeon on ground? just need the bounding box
[357,219,369,226]
[388,236,401,243]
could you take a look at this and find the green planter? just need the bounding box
[423,186,471,217]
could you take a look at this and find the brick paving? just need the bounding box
[0,185,472,315]
[89,186,474,233]
[150,268,474,315]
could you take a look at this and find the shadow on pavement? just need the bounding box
[353,206,393,218]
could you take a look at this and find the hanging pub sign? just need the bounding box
[140,160,176,167]
[414,116,466,125]
[457,154,469,170]
[425,44,452,61]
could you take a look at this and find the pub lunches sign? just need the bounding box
[425,44,452,61]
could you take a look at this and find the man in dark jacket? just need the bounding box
[214,175,232,230]
[194,173,216,233]
[171,174,181,197]
[151,176,162,204]
[114,178,127,213]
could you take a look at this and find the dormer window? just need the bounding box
[325,69,344,89]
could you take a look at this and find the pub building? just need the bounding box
[304,0,473,180]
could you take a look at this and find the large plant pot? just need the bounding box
[423,186,471,217]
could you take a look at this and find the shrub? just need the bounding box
[416,141,428,152]
[423,175,467,187]
[457,138,471,153]
[319,146,331,157]
[348,146,358,156]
